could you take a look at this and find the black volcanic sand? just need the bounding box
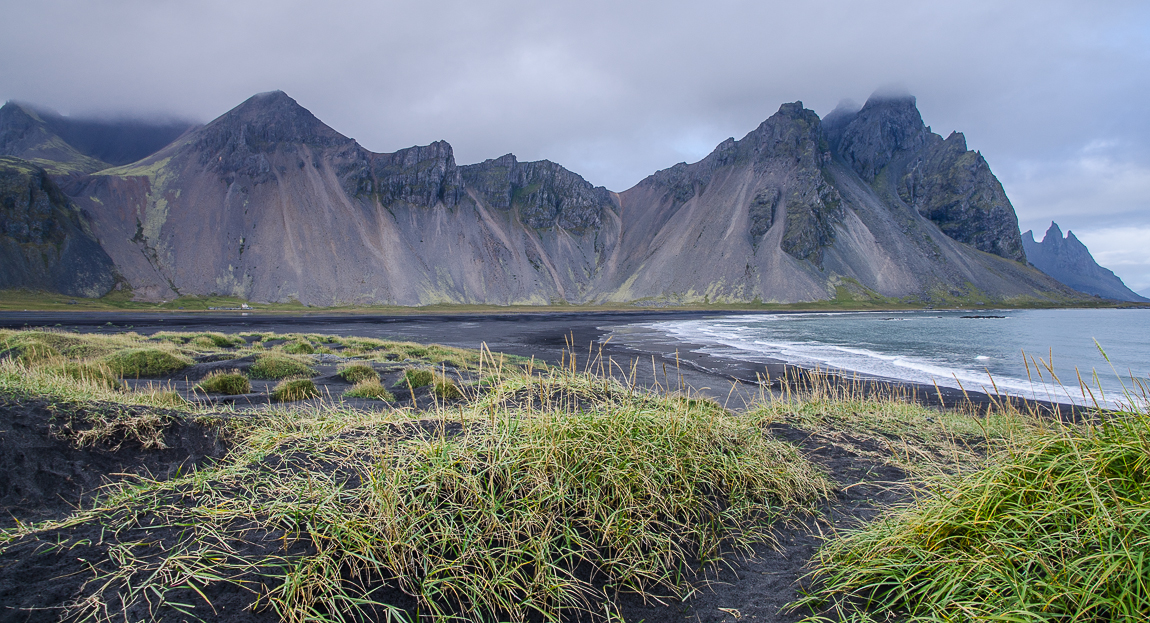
[0,311,1082,623]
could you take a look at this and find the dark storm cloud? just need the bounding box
[3,0,1149,286]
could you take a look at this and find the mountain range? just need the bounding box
[1022,223,1148,303]
[0,91,1110,306]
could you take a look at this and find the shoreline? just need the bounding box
[0,310,1090,416]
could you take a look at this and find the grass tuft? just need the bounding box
[283,341,315,355]
[395,367,434,389]
[271,377,320,402]
[41,360,123,390]
[342,378,395,401]
[433,375,462,399]
[250,354,314,380]
[196,370,251,395]
[103,348,192,377]
[337,363,378,384]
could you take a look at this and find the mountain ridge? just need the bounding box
[1022,222,1148,303]
[4,90,1089,307]
[0,101,195,174]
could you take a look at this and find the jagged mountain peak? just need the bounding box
[32,88,1079,306]
[860,88,917,109]
[1023,221,1147,302]
[460,152,614,231]
[942,131,967,150]
[188,90,354,181]
[196,90,349,155]
[227,90,308,119]
[835,92,928,181]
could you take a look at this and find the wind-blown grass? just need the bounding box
[336,363,378,384]
[250,353,314,380]
[103,348,192,377]
[196,370,250,395]
[395,368,434,389]
[795,402,1150,622]
[282,340,315,355]
[432,374,462,399]
[270,377,320,402]
[11,363,827,623]
[343,378,395,400]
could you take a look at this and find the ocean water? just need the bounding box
[627,309,1150,407]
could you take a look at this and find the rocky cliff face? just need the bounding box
[1022,223,1147,302]
[461,154,615,232]
[600,96,1068,304]
[0,157,118,296]
[827,96,1026,262]
[13,89,1082,306]
[897,132,1025,261]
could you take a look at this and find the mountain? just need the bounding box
[0,156,119,296]
[1022,222,1148,302]
[64,91,619,304]
[0,101,194,174]
[0,103,108,174]
[27,90,1081,306]
[598,97,1061,303]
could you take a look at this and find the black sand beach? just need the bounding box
[0,310,1082,623]
[0,309,1081,415]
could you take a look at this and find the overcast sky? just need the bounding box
[3,0,1149,290]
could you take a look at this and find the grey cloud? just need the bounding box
[2,0,1148,278]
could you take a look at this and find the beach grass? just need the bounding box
[336,362,378,384]
[195,369,250,395]
[0,339,829,623]
[270,377,320,402]
[784,367,1150,622]
[396,367,434,389]
[102,347,192,377]
[249,353,314,380]
[342,378,395,400]
[5,328,1147,622]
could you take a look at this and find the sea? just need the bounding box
[612,309,1150,408]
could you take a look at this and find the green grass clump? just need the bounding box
[249,354,314,380]
[199,332,243,348]
[798,410,1150,622]
[3,340,60,364]
[337,363,378,384]
[283,341,315,355]
[433,376,462,399]
[271,377,320,402]
[343,378,395,401]
[103,348,192,377]
[41,361,122,390]
[395,368,434,389]
[189,336,217,348]
[196,370,251,395]
[2,330,110,361]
